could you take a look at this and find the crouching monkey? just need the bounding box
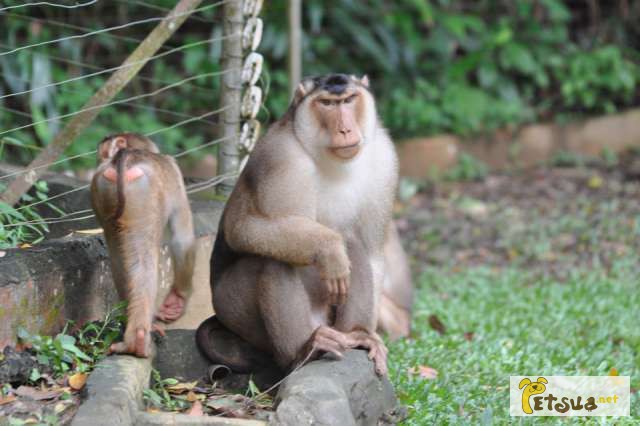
[91,133,196,357]
[197,74,401,376]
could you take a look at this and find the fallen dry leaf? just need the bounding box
[18,243,32,249]
[187,400,204,416]
[75,228,104,235]
[463,331,475,341]
[206,394,243,416]
[166,381,198,394]
[609,367,619,376]
[54,401,72,414]
[15,385,62,401]
[588,174,603,189]
[186,391,199,402]
[68,372,87,390]
[408,365,439,380]
[0,395,16,405]
[428,314,446,335]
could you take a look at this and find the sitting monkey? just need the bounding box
[197,74,405,376]
[91,133,196,357]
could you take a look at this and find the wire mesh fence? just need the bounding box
[0,0,264,243]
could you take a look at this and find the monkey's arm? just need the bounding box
[226,213,349,278]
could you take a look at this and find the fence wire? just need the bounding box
[0,0,248,237]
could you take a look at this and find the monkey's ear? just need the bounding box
[293,79,315,105]
[114,136,127,149]
[360,75,370,88]
[518,378,531,389]
[537,377,548,384]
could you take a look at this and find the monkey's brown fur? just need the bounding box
[91,133,196,357]
[378,223,413,340]
[198,74,409,375]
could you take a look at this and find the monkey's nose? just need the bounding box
[339,128,351,135]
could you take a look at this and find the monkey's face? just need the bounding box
[293,74,376,162]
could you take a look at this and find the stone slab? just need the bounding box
[272,350,403,426]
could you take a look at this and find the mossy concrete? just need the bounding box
[0,172,223,348]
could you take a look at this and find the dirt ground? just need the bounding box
[396,150,640,279]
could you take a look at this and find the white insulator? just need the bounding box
[239,155,250,171]
[242,52,263,86]
[242,0,263,17]
[241,85,262,119]
[240,119,261,152]
[242,17,263,51]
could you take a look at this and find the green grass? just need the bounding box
[388,258,639,424]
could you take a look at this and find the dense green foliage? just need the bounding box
[0,0,227,170]
[0,0,638,172]
[0,180,63,248]
[261,0,639,137]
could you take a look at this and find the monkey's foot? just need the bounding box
[305,326,388,376]
[307,326,349,360]
[109,328,150,358]
[156,289,186,322]
[152,322,166,337]
[344,329,388,376]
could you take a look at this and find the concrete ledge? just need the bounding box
[73,330,267,426]
[0,176,223,348]
[74,331,402,426]
[73,355,151,426]
[72,351,263,426]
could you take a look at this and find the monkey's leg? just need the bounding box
[256,260,330,371]
[110,222,162,358]
[377,293,411,340]
[157,202,196,322]
[101,223,128,301]
[333,245,389,375]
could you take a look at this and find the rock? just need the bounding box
[463,131,513,170]
[154,329,282,392]
[0,346,37,385]
[271,350,402,426]
[565,108,640,157]
[154,330,211,382]
[397,136,459,179]
[514,124,556,168]
[181,154,218,179]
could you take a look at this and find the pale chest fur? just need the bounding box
[314,135,396,244]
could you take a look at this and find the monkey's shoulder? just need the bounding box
[241,130,314,189]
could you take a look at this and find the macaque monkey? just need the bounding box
[378,223,413,340]
[91,133,196,357]
[197,74,398,376]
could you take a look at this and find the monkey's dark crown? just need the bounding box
[312,73,351,95]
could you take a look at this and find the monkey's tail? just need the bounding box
[196,315,275,374]
[110,148,129,224]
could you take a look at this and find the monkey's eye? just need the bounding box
[319,99,332,106]
[343,95,357,104]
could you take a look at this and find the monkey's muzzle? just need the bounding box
[329,142,361,160]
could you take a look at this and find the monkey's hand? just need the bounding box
[316,241,351,305]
